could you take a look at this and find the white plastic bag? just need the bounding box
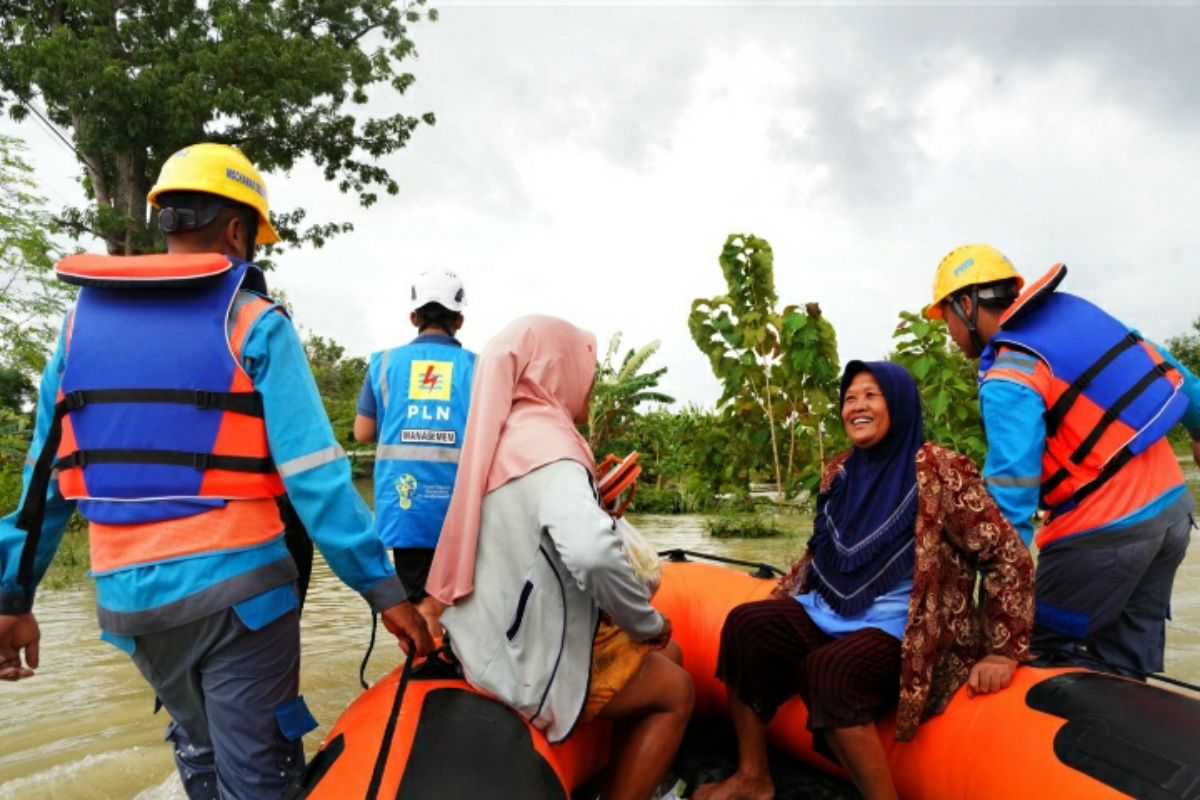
[614,516,662,597]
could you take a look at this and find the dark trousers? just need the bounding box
[392,546,435,603]
[716,597,902,735]
[1034,499,1193,678]
[129,607,307,799]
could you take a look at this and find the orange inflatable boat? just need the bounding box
[654,556,1200,800]
[291,651,611,798]
[292,556,1200,799]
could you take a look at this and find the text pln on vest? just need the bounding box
[407,405,452,422]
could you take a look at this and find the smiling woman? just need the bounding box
[841,371,892,450]
[694,360,1035,800]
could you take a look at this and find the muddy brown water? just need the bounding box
[2,473,1197,798]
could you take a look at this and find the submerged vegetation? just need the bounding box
[706,513,793,540]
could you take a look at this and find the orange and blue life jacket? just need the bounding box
[979,265,1188,534]
[17,254,294,586]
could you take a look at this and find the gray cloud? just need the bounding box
[4,4,1198,407]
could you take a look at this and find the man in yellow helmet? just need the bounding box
[147,142,283,260]
[0,144,432,798]
[927,243,1200,679]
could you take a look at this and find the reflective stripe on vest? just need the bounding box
[278,444,348,478]
[379,350,391,412]
[980,280,1187,516]
[376,444,462,464]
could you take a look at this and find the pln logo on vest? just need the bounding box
[396,474,418,510]
[409,360,454,402]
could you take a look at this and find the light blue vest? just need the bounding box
[368,336,475,548]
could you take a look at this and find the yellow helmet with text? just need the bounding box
[925,243,1024,319]
[147,143,280,245]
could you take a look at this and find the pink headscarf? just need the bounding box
[427,315,598,604]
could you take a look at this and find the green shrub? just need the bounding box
[40,527,90,590]
[706,513,787,539]
[629,486,683,514]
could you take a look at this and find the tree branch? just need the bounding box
[51,214,104,240]
[350,22,382,44]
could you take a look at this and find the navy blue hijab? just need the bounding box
[807,360,924,616]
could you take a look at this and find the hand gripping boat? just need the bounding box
[292,558,1200,799]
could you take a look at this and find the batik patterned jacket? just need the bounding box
[774,442,1034,740]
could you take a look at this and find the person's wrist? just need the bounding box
[0,590,34,616]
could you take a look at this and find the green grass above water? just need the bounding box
[706,512,810,539]
[40,525,90,590]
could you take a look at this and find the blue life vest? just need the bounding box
[368,338,475,548]
[55,254,284,525]
[980,287,1186,515]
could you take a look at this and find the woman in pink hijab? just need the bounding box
[429,315,693,800]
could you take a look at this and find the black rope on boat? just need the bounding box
[359,611,378,690]
[1037,645,1200,694]
[362,644,456,799]
[658,548,784,579]
[365,649,415,799]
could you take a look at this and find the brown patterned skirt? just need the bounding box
[716,597,901,734]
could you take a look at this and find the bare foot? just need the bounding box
[692,772,774,800]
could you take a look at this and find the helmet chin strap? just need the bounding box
[948,286,986,358]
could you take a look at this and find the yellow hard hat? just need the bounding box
[924,243,1024,319]
[148,143,280,245]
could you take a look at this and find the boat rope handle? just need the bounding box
[1036,645,1200,694]
[658,548,784,578]
[359,611,379,691]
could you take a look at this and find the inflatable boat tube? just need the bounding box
[654,558,1200,800]
[291,656,611,799]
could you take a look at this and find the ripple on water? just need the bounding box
[0,749,174,800]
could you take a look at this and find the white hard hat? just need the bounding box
[411,268,466,313]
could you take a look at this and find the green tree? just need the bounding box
[689,234,840,499]
[303,333,367,453]
[891,310,985,463]
[1165,316,1200,449]
[587,333,674,455]
[1165,316,1200,376]
[777,301,842,489]
[0,0,437,255]
[622,405,760,513]
[0,134,73,509]
[0,135,72,390]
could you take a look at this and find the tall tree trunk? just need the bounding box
[786,409,796,481]
[760,359,784,503]
[114,151,146,255]
[818,418,826,470]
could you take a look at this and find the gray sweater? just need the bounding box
[441,459,663,742]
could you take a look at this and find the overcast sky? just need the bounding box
[6,2,1200,407]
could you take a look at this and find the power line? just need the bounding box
[18,98,103,178]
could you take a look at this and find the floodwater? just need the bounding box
[1,470,1197,799]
